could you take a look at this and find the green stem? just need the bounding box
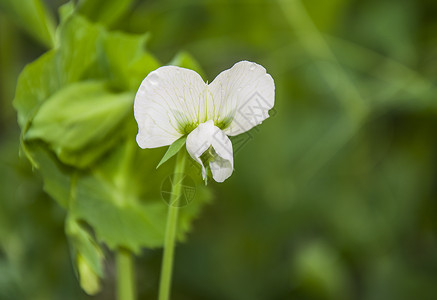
[116,248,136,300]
[158,150,187,300]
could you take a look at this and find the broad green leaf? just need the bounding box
[156,136,187,169]
[71,138,211,252]
[25,81,134,168]
[77,0,133,26]
[28,133,211,253]
[29,143,72,208]
[0,0,56,48]
[13,14,103,129]
[55,131,126,170]
[74,173,166,252]
[169,51,205,79]
[13,50,58,129]
[56,14,102,85]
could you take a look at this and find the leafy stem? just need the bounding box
[158,149,187,300]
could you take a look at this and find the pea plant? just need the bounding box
[12,1,275,299]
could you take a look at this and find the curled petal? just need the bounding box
[186,120,234,183]
[208,61,275,136]
[209,156,233,183]
[134,66,207,148]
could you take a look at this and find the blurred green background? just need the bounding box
[1,0,437,299]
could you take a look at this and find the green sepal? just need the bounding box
[156,136,187,169]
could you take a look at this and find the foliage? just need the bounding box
[8,1,210,295]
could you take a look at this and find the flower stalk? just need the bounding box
[158,150,187,300]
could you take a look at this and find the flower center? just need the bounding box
[179,122,198,135]
[215,114,234,130]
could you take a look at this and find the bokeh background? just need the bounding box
[1,0,437,299]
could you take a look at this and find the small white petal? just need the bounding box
[186,120,234,183]
[208,61,275,136]
[185,122,212,180]
[209,156,233,183]
[134,66,207,148]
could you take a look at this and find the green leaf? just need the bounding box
[13,50,59,129]
[27,135,211,253]
[70,138,211,253]
[25,81,134,168]
[77,0,133,26]
[0,0,56,48]
[13,14,103,130]
[74,174,166,252]
[156,136,187,169]
[56,14,102,85]
[28,143,72,208]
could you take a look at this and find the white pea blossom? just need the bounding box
[134,61,275,183]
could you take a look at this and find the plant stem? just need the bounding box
[158,150,187,300]
[116,248,135,300]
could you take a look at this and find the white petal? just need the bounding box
[186,120,234,183]
[209,156,233,183]
[185,121,212,180]
[134,66,207,148]
[209,124,233,182]
[208,61,275,136]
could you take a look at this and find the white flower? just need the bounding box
[134,60,275,183]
